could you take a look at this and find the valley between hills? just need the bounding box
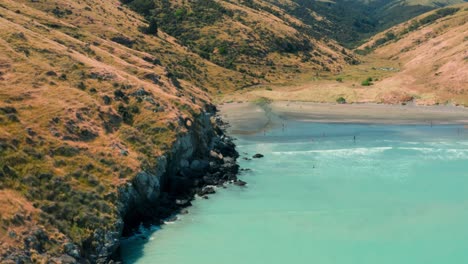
[223,3,468,105]
[0,0,467,262]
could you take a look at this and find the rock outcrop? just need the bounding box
[85,106,239,263]
[253,153,264,159]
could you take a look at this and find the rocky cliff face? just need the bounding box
[1,106,238,264]
[84,106,239,263]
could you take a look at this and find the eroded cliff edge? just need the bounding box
[3,105,239,264]
[88,106,239,263]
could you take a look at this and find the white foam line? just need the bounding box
[272,147,393,155]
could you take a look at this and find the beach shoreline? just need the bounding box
[219,101,468,134]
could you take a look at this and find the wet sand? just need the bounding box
[218,102,270,134]
[219,101,468,134]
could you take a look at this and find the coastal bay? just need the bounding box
[122,103,468,263]
[219,102,468,134]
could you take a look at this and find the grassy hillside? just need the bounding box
[0,0,359,261]
[121,0,359,79]
[0,0,465,261]
[280,0,466,47]
[0,0,217,259]
[358,3,468,105]
[224,4,467,105]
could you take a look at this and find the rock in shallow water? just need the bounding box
[165,216,178,223]
[180,209,189,215]
[175,199,191,206]
[252,153,264,158]
[233,180,247,187]
[197,186,216,196]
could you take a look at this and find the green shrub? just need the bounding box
[52,7,72,18]
[420,7,459,25]
[125,0,154,16]
[336,97,346,104]
[77,82,86,90]
[373,31,396,47]
[118,104,134,125]
[361,77,373,86]
[144,18,158,35]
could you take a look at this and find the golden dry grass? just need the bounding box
[366,3,468,105]
[0,0,466,259]
[224,4,468,106]
[0,0,359,256]
[0,0,219,255]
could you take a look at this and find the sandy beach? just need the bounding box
[218,102,270,134]
[219,101,468,134]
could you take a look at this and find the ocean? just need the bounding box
[121,121,468,264]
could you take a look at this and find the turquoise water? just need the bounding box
[121,122,468,264]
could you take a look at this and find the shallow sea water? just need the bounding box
[121,122,468,264]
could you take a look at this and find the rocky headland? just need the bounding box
[4,105,240,264]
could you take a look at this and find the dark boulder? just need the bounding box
[252,153,264,159]
[214,139,238,158]
[221,162,239,174]
[202,175,219,186]
[208,161,220,173]
[165,216,178,223]
[223,173,237,181]
[175,199,191,207]
[234,180,247,187]
[64,243,81,259]
[197,186,216,196]
[180,209,189,215]
[223,157,235,164]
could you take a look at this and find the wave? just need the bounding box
[398,147,435,152]
[399,147,468,152]
[272,147,393,156]
[399,147,468,159]
[271,146,468,160]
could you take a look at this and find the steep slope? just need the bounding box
[277,0,466,47]
[359,4,468,105]
[0,0,360,262]
[222,4,467,105]
[366,0,467,34]
[122,0,359,79]
[0,0,241,262]
[3,0,464,262]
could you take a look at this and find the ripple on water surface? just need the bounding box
[121,122,468,264]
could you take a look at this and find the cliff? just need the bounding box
[1,0,465,262]
[88,107,239,263]
[0,0,241,261]
[3,106,239,263]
